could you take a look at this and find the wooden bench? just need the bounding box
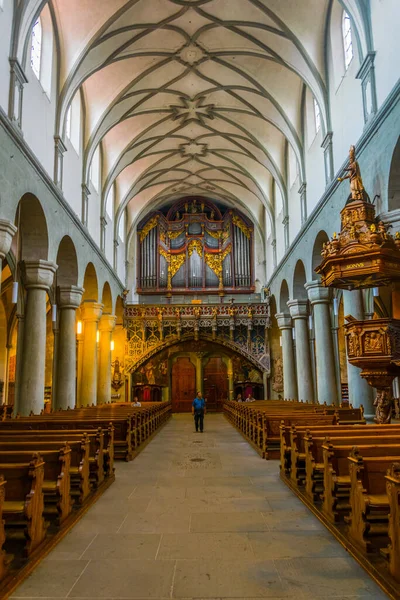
[383,462,400,580]
[0,445,72,526]
[0,476,12,582]
[1,455,47,556]
[345,449,400,553]
[320,439,400,524]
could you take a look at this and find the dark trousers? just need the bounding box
[194,410,204,432]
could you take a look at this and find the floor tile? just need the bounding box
[68,559,176,598]
[10,415,390,600]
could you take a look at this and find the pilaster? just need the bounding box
[321,131,334,185]
[356,52,378,124]
[8,58,28,129]
[54,136,67,189]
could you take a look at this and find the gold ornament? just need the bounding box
[205,229,221,239]
[159,247,170,263]
[232,214,252,239]
[188,239,203,257]
[170,253,186,278]
[139,215,159,242]
[139,215,160,242]
[167,229,184,240]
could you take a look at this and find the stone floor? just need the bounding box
[11,414,389,600]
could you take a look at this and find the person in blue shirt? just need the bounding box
[192,391,206,432]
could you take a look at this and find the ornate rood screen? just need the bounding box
[137,198,254,296]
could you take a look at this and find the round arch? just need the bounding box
[312,230,330,277]
[56,236,78,286]
[292,259,307,300]
[82,262,99,302]
[16,194,49,261]
[101,282,113,314]
[279,279,290,313]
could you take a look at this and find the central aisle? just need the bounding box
[12,414,388,599]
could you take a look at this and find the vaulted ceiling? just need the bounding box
[20,0,365,241]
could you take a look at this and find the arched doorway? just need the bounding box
[204,357,227,412]
[172,357,196,412]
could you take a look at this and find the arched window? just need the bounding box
[31,18,42,79]
[65,105,72,139]
[89,146,100,192]
[313,98,321,134]
[119,208,125,240]
[342,12,353,70]
[106,185,114,220]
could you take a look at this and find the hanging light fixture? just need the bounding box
[51,304,57,322]
[333,297,339,316]
[111,340,115,351]
[77,321,82,335]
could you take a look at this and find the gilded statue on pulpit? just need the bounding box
[337,145,366,201]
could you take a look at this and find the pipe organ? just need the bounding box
[137,198,255,296]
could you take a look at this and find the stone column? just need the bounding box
[55,286,84,410]
[79,301,103,407]
[0,220,17,293]
[195,354,203,395]
[343,290,374,414]
[13,313,24,415]
[305,281,338,404]
[19,260,57,415]
[287,300,314,403]
[275,313,297,400]
[97,314,117,405]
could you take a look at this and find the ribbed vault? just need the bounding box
[14,0,371,247]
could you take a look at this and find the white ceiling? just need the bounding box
[48,0,337,235]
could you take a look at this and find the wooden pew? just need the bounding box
[0,476,12,582]
[345,448,400,553]
[383,462,400,580]
[1,454,47,556]
[0,434,91,506]
[302,427,400,500]
[0,445,72,526]
[0,429,105,488]
[0,425,114,479]
[281,424,400,485]
[319,438,400,523]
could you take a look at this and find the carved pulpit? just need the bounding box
[316,146,400,423]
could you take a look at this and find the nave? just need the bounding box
[11,415,388,600]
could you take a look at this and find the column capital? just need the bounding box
[275,312,292,330]
[58,285,84,309]
[22,260,57,291]
[81,301,103,322]
[98,313,117,332]
[0,219,17,259]
[287,299,309,320]
[305,280,331,305]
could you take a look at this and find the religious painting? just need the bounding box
[131,354,169,386]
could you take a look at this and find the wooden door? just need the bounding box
[204,357,227,412]
[172,357,196,412]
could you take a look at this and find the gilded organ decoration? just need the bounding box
[187,239,203,257]
[139,215,159,242]
[136,198,254,295]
